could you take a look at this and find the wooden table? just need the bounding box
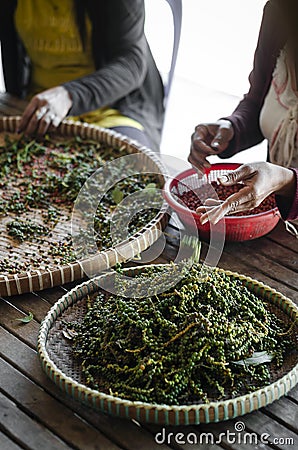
[0,93,297,450]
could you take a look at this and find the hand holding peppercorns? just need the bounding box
[189,119,234,173]
[196,162,296,224]
[18,86,73,136]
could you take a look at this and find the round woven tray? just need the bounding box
[38,265,298,425]
[0,116,168,296]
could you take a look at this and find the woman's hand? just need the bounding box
[189,119,234,173]
[196,162,296,224]
[18,86,73,135]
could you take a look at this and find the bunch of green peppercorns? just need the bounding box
[69,263,296,405]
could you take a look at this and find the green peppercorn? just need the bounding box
[66,263,296,405]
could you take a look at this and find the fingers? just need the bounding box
[191,124,220,157]
[18,87,72,136]
[210,120,234,151]
[36,111,60,135]
[189,125,213,173]
[18,96,51,135]
[189,120,234,173]
[18,98,41,134]
[196,200,222,223]
[188,152,211,173]
[197,187,261,225]
[218,164,256,186]
[23,108,62,135]
[193,162,272,225]
[19,105,60,135]
[204,198,222,206]
[196,199,222,215]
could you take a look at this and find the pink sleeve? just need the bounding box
[275,168,298,220]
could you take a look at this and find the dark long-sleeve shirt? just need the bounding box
[276,168,298,220]
[220,1,287,158]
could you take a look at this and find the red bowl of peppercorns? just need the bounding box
[163,163,280,241]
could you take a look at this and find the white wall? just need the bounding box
[145,0,266,97]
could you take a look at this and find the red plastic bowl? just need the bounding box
[163,163,280,242]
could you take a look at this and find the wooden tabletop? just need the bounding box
[0,93,297,450]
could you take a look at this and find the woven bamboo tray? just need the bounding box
[0,116,168,296]
[38,265,298,425]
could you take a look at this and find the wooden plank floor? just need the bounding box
[0,221,297,450]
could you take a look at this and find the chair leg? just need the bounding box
[164,0,182,101]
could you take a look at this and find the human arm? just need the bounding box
[275,168,298,221]
[219,1,284,158]
[188,2,282,171]
[196,162,298,224]
[63,0,148,115]
[18,0,148,134]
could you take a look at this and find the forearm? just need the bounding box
[219,100,265,158]
[63,44,147,115]
[63,0,147,115]
[219,1,283,159]
[275,168,298,220]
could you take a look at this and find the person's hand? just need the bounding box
[189,119,234,173]
[18,86,73,135]
[196,162,296,224]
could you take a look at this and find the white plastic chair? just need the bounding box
[145,0,182,106]
[164,0,182,103]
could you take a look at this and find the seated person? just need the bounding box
[0,0,164,152]
[189,0,298,170]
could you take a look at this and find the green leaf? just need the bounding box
[62,328,77,340]
[112,187,124,205]
[144,182,158,199]
[16,311,34,324]
[145,183,156,190]
[232,351,274,366]
[181,235,201,263]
